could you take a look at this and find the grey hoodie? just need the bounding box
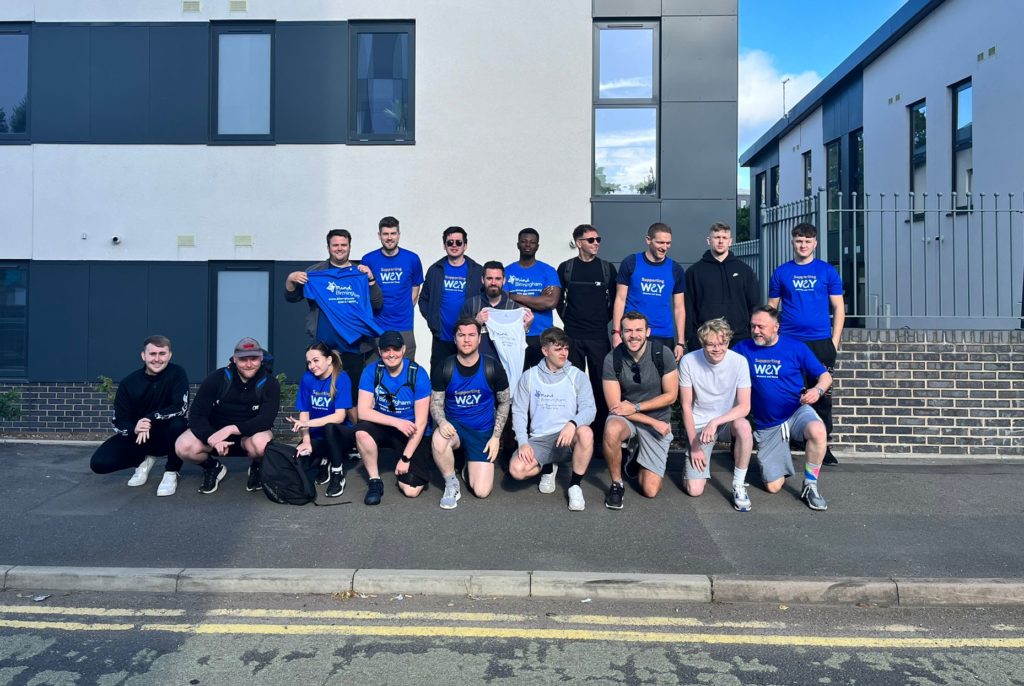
[512,360,596,444]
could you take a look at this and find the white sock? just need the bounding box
[445,472,458,485]
[330,466,344,473]
[732,467,748,489]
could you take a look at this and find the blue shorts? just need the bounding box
[450,419,494,463]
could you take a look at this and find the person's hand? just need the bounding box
[358,264,375,283]
[484,437,500,462]
[608,402,632,417]
[476,309,490,324]
[651,420,671,438]
[134,418,151,435]
[286,416,308,433]
[287,271,309,286]
[213,440,234,456]
[699,419,721,445]
[541,286,557,296]
[674,343,685,363]
[556,422,577,448]
[612,332,622,348]
[518,443,536,467]
[135,430,149,445]
[395,457,410,476]
[522,309,534,328]
[689,442,707,472]
[392,418,417,437]
[296,441,312,457]
[437,421,457,439]
[208,426,235,446]
[800,388,822,405]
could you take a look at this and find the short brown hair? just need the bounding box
[791,222,817,238]
[647,222,672,238]
[540,327,570,348]
[142,335,172,351]
[708,222,731,235]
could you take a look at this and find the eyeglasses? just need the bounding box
[629,362,642,384]
[581,237,602,244]
[446,239,465,247]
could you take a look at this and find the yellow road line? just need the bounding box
[205,609,534,622]
[0,619,135,631]
[0,605,186,618]
[549,614,786,630]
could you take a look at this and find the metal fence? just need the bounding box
[753,190,1024,329]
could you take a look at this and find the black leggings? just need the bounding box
[311,423,355,469]
[90,417,187,474]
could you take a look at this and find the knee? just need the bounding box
[576,426,593,447]
[732,419,752,439]
[765,478,785,494]
[805,422,827,444]
[355,432,373,451]
[508,459,526,480]
[398,483,423,498]
[684,479,705,497]
[472,483,492,499]
[640,479,660,499]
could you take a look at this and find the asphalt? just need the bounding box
[2,442,1023,605]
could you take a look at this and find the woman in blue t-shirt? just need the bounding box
[289,342,355,497]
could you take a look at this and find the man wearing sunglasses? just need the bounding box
[418,226,484,370]
[557,224,617,440]
[505,228,561,369]
[354,331,432,506]
[602,312,678,509]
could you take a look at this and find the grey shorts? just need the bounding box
[684,423,733,481]
[607,415,673,478]
[753,404,823,483]
[518,433,573,466]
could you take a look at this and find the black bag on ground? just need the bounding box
[261,442,318,505]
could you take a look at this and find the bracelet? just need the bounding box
[567,420,577,427]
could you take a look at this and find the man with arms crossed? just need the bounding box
[505,228,561,369]
[430,317,511,509]
[90,335,189,497]
[508,327,596,511]
[419,226,484,369]
[679,318,753,511]
[175,338,280,494]
[361,216,424,360]
[768,222,844,465]
[602,311,678,509]
[734,306,832,511]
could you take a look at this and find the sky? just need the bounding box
[737,0,909,192]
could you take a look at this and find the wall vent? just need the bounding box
[988,46,996,56]
[977,52,985,62]
[234,235,253,247]
[229,0,247,11]
[177,234,196,247]
[182,0,201,12]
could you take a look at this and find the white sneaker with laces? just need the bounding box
[538,465,558,494]
[127,457,156,487]
[156,471,179,497]
[567,484,585,511]
[732,483,751,512]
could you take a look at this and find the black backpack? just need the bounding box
[558,258,615,318]
[216,366,270,407]
[373,359,420,396]
[437,355,503,393]
[260,442,317,505]
[611,342,667,381]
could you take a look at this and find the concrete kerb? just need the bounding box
[353,570,531,598]
[531,571,711,601]
[711,576,898,606]
[178,568,357,595]
[894,578,1024,606]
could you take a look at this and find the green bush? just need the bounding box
[0,389,22,421]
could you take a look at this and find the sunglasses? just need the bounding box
[580,236,602,244]
[629,361,642,384]
[381,389,398,414]
[446,239,465,247]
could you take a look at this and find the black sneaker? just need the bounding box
[326,470,346,497]
[622,435,641,480]
[604,481,625,510]
[823,449,839,466]
[246,462,263,492]
[316,460,330,485]
[364,477,384,506]
[198,462,226,495]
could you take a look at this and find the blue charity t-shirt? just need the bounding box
[439,262,469,342]
[304,267,383,354]
[734,336,827,429]
[619,252,687,339]
[358,359,431,423]
[360,248,424,331]
[768,259,844,341]
[295,371,354,439]
[445,362,498,433]
[504,261,560,336]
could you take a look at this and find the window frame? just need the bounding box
[0,262,29,380]
[908,98,927,195]
[592,20,660,200]
[0,24,31,144]
[950,78,972,209]
[802,150,813,198]
[347,21,416,145]
[210,22,276,144]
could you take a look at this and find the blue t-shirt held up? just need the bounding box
[504,261,560,336]
[358,359,431,423]
[304,267,383,353]
[618,252,686,339]
[439,262,468,342]
[734,336,827,429]
[295,371,353,439]
[360,248,424,331]
[768,259,844,341]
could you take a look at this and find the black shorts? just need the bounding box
[354,421,432,488]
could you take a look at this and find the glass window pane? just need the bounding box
[354,32,411,137]
[956,84,972,133]
[594,108,657,196]
[0,34,29,135]
[0,265,28,377]
[216,271,269,366]
[598,28,653,100]
[910,102,926,193]
[217,33,271,136]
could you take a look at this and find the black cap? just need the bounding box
[377,331,405,350]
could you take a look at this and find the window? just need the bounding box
[754,171,767,238]
[802,151,813,197]
[909,100,927,196]
[951,80,972,207]
[0,264,27,378]
[212,266,270,367]
[212,25,273,140]
[0,27,30,140]
[349,22,415,143]
[826,139,842,248]
[769,166,779,206]
[593,22,659,197]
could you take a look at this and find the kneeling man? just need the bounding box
[509,327,596,511]
[430,317,511,508]
[679,318,753,511]
[734,306,832,511]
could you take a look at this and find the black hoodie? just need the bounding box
[188,363,280,443]
[684,250,761,350]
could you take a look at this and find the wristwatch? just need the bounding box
[400,455,411,463]
[633,402,642,414]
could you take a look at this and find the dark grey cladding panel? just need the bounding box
[662,14,737,102]
[593,0,661,18]
[30,24,91,142]
[148,264,209,380]
[823,74,864,142]
[87,263,150,380]
[660,198,737,267]
[660,101,737,200]
[591,201,662,265]
[276,23,348,144]
[662,0,737,15]
[150,24,209,143]
[27,262,91,381]
[90,25,149,143]
[273,261,313,383]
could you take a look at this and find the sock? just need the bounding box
[732,467,748,489]
[570,472,584,487]
[200,457,219,472]
[804,463,821,483]
[330,465,344,473]
[613,479,623,487]
[541,463,554,475]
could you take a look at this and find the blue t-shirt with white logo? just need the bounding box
[358,359,431,423]
[439,262,468,342]
[295,371,353,439]
[504,261,560,336]
[768,259,844,341]
[444,362,499,433]
[618,252,687,339]
[734,336,827,429]
[304,267,383,354]
[360,248,424,331]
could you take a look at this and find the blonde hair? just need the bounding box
[697,318,734,346]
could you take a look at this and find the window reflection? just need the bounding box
[217,33,271,136]
[353,32,410,137]
[598,28,653,100]
[594,108,657,196]
[0,34,29,135]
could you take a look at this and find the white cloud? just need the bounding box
[598,77,652,97]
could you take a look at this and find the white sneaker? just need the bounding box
[567,484,585,511]
[156,471,179,497]
[127,457,156,487]
[538,465,558,494]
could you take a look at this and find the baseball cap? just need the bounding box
[377,331,405,350]
[233,337,264,359]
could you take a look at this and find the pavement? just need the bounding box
[2,442,1023,606]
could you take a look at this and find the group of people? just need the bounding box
[90,217,845,513]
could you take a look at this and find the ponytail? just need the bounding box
[306,342,342,402]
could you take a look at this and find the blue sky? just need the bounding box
[737,0,908,191]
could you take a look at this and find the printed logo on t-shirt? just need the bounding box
[751,357,783,379]
[639,277,666,295]
[532,387,563,412]
[506,274,542,292]
[374,387,413,415]
[791,275,818,291]
[378,267,404,284]
[453,390,483,407]
[309,390,331,410]
[324,280,358,304]
[444,276,466,291]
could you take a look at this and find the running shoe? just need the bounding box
[325,470,346,497]
[156,471,179,497]
[604,481,624,510]
[538,465,558,494]
[127,456,156,487]
[732,483,751,512]
[801,481,828,511]
[567,485,585,511]
[246,462,263,492]
[440,480,461,510]
[198,462,226,494]
[364,478,384,506]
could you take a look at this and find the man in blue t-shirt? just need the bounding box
[361,216,424,362]
[768,222,845,465]
[734,306,833,512]
[612,222,687,363]
[430,317,511,509]
[418,226,485,370]
[505,228,561,370]
[354,331,432,506]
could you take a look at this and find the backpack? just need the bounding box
[216,366,270,407]
[373,360,420,401]
[437,355,503,393]
[558,258,615,318]
[611,342,666,381]
[260,442,318,505]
